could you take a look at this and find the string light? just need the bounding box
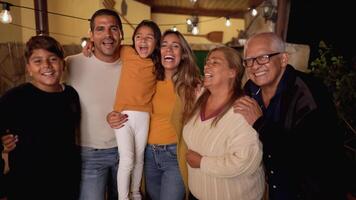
[225,17,231,27]
[186,18,192,25]
[171,25,177,31]
[6,2,214,27]
[80,37,89,48]
[1,1,249,43]
[0,1,227,27]
[159,17,221,27]
[250,8,258,17]
[0,1,12,24]
[0,1,89,24]
[192,25,199,35]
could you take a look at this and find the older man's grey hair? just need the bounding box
[244,32,285,56]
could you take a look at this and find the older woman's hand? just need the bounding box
[106,111,128,129]
[186,149,202,168]
[233,96,262,125]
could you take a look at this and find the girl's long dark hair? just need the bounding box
[132,20,162,75]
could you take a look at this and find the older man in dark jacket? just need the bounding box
[234,32,353,200]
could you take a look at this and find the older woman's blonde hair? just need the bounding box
[185,46,245,126]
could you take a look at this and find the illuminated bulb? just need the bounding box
[80,37,90,48]
[81,40,87,48]
[171,26,177,32]
[225,17,231,27]
[0,9,12,24]
[192,26,199,35]
[251,8,258,17]
[186,18,192,25]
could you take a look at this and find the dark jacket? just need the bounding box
[244,65,350,200]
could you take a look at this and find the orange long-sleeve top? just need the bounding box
[148,79,177,144]
[113,45,156,112]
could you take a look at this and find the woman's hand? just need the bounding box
[233,96,262,125]
[186,149,202,168]
[1,132,18,153]
[106,111,128,129]
[82,41,94,57]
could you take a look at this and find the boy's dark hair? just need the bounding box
[132,20,161,76]
[90,9,123,36]
[24,35,64,64]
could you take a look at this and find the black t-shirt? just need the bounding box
[0,83,81,200]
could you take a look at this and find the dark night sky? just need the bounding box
[287,0,355,65]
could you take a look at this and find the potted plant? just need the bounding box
[309,41,356,159]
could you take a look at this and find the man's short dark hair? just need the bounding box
[90,9,123,34]
[24,35,64,64]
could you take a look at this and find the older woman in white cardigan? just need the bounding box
[183,46,265,200]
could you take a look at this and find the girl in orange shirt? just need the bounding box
[112,20,161,200]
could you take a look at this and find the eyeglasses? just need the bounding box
[243,52,281,68]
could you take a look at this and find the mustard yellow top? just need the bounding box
[148,79,177,144]
[114,45,156,112]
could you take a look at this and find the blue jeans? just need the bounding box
[144,144,185,200]
[79,146,119,200]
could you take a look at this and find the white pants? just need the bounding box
[115,110,149,200]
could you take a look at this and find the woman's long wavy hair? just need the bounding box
[156,30,202,121]
[185,46,245,126]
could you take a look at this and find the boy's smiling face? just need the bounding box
[26,49,64,92]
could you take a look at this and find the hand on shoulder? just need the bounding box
[233,96,262,125]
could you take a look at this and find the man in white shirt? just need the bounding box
[65,9,123,200]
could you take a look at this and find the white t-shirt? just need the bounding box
[65,53,122,149]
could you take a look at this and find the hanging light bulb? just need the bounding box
[171,26,177,32]
[0,3,13,24]
[81,40,87,48]
[80,37,89,48]
[186,18,192,25]
[250,8,258,17]
[0,10,12,23]
[225,17,231,27]
[192,25,199,35]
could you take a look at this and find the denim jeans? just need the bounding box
[79,146,119,200]
[144,144,185,200]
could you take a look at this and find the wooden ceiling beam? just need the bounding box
[249,0,265,7]
[275,0,290,40]
[151,6,245,18]
[134,0,153,6]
